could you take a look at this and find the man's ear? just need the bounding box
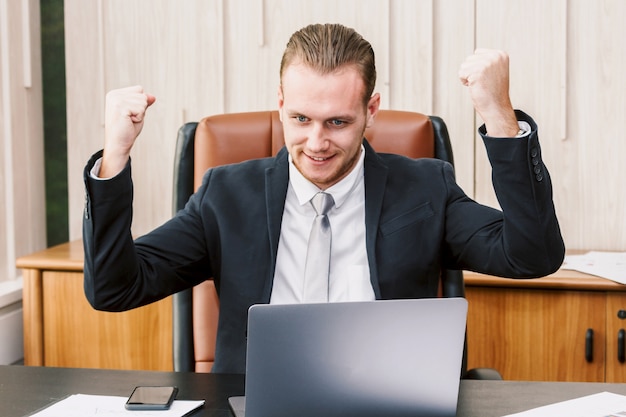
[277,85,284,122]
[365,92,381,128]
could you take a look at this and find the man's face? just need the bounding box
[278,63,380,190]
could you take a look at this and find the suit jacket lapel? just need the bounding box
[363,140,388,299]
[263,147,290,302]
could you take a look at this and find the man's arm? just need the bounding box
[83,86,204,311]
[82,86,156,311]
[446,49,565,277]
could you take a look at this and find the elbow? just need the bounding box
[84,285,126,313]
[520,221,566,278]
[541,229,567,276]
[516,239,566,279]
[549,246,566,274]
[543,240,566,276]
[83,268,130,312]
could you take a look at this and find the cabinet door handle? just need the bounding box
[585,328,594,363]
[618,329,626,363]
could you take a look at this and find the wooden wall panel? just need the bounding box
[64,0,104,240]
[0,0,46,282]
[388,0,432,114]
[473,0,626,251]
[66,0,224,238]
[64,0,626,252]
[433,0,476,195]
[101,0,224,236]
[0,1,7,278]
[567,0,626,250]
[474,0,567,211]
[223,0,392,112]
[11,0,46,257]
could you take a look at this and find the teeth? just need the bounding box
[311,156,327,161]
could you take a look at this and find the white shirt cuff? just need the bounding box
[89,157,111,180]
[516,121,531,138]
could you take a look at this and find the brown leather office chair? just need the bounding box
[172,110,501,379]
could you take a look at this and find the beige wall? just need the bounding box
[64,0,626,252]
[0,0,43,364]
[0,0,45,281]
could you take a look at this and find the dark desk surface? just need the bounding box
[1,366,243,417]
[3,365,626,417]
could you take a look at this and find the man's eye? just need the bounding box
[330,119,344,126]
[296,115,307,122]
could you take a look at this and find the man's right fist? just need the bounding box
[101,86,156,178]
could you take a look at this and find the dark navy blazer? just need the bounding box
[82,111,564,374]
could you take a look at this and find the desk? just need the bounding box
[464,269,626,382]
[2,365,626,417]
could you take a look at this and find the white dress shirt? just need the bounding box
[270,145,375,304]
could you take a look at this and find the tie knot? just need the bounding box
[310,192,334,216]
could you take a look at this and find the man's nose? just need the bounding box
[307,123,328,151]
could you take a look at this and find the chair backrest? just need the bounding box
[172,110,463,373]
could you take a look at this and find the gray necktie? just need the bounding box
[303,192,334,302]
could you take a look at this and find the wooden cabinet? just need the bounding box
[465,270,626,382]
[605,293,626,382]
[17,240,172,371]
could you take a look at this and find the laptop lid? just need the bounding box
[230,297,468,417]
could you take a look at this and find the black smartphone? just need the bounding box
[125,386,179,410]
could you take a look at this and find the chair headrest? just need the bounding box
[193,110,434,190]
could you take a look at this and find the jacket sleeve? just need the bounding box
[82,151,209,311]
[444,110,565,278]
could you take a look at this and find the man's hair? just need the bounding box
[280,23,377,105]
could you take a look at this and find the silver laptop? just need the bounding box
[229,297,467,417]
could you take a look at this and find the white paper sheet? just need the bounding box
[28,393,205,417]
[503,391,626,417]
[561,251,626,284]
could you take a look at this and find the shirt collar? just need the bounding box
[288,144,365,209]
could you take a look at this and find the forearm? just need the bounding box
[82,151,142,311]
[82,151,212,311]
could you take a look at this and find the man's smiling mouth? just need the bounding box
[310,155,329,161]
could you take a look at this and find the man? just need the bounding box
[83,23,565,374]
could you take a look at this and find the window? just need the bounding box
[41,0,68,246]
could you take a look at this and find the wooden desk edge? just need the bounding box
[464,269,626,292]
[16,241,626,292]
[15,240,84,271]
